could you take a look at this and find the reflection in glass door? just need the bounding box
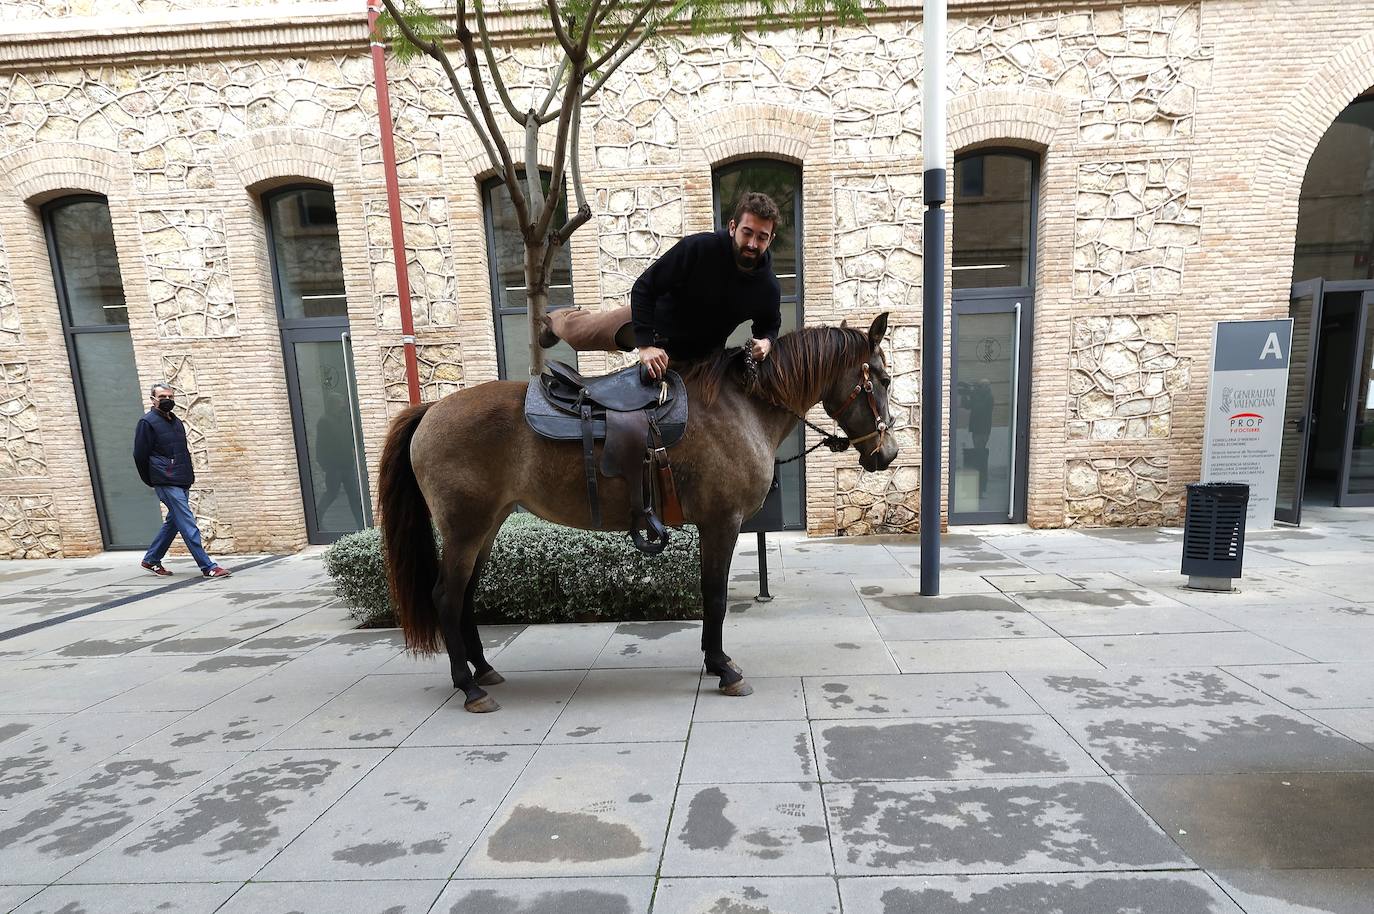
[1338,291,1374,505]
[1275,279,1324,523]
[265,185,370,544]
[950,298,1031,523]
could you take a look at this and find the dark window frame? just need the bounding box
[263,182,350,330]
[952,148,1040,300]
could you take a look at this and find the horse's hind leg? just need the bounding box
[464,523,507,687]
[434,528,499,713]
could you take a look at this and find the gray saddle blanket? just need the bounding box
[524,362,689,445]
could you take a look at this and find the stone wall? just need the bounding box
[0,0,1370,554]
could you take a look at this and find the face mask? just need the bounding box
[157,397,176,413]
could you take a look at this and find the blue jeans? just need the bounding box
[143,485,214,572]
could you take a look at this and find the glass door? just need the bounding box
[1275,278,1325,524]
[281,327,371,541]
[950,295,1032,524]
[1337,290,1374,505]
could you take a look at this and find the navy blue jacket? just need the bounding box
[133,408,195,488]
[630,229,782,361]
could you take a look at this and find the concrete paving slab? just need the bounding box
[5,656,189,713]
[457,741,683,877]
[1055,706,1374,774]
[1069,632,1311,667]
[1238,626,1374,662]
[257,745,536,880]
[595,622,702,668]
[1122,772,1374,869]
[0,751,243,883]
[1305,707,1374,747]
[40,619,198,659]
[0,886,42,912]
[888,637,1101,674]
[1029,605,1239,637]
[721,640,898,677]
[266,673,451,749]
[1010,668,1276,713]
[825,777,1189,875]
[548,668,698,743]
[492,623,616,671]
[62,749,386,882]
[653,877,840,914]
[432,878,655,914]
[812,714,1101,782]
[0,710,187,808]
[837,872,1244,914]
[1199,601,1374,629]
[985,573,1081,593]
[853,574,1000,597]
[95,654,297,713]
[726,616,883,644]
[662,781,832,876]
[1007,587,1190,612]
[0,715,63,749]
[872,609,1061,640]
[216,880,446,914]
[403,671,582,746]
[692,676,805,722]
[804,672,1040,719]
[681,720,815,783]
[1223,662,1374,708]
[858,590,1021,616]
[1210,868,1374,914]
[10,882,241,913]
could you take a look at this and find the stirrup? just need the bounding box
[630,509,669,556]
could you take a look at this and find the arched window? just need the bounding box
[44,195,161,548]
[1293,96,1374,283]
[483,174,577,378]
[712,159,806,530]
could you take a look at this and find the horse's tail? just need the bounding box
[378,401,441,654]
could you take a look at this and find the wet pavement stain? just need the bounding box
[1020,590,1157,609]
[185,654,291,673]
[1040,671,1263,710]
[875,875,1227,913]
[0,722,34,743]
[868,594,1022,614]
[242,636,325,650]
[150,637,244,655]
[819,720,1071,781]
[794,733,814,775]
[331,837,446,866]
[349,729,396,742]
[121,758,339,858]
[55,638,157,658]
[486,804,643,862]
[447,889,632,914]
[0,759,196,857]
[703,897,771,914]
[628,793,652,803]
[833,780,1183,870]
[613,621,698,640]
[681,787,734,850]
[565,726,601,738]
[170,731,216,748]
[0,746,56,800]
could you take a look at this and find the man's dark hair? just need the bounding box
[732,191,782,230]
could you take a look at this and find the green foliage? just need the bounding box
[324,513,703,628]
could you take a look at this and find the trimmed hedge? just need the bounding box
[323,513,702,627]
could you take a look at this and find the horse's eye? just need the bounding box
[880,375,891,389]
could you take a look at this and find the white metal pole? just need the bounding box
[920,0,946,596]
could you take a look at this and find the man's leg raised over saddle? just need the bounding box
[540,306,635,352]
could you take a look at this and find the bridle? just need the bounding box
[743,350,890,466]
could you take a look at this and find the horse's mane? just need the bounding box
[681,325,872,412]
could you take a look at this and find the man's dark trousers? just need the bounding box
[142,485,213,572]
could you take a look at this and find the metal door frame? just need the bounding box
[948,291,1034,525]
[1276,278,1325,524]
[1336,289,1374,506]
[279,325,373,543]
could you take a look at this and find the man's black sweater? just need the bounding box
[630,229,782,361]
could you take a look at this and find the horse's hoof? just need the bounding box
[719,678,754,697]
[464,694,501,713]
[474,669,506,686]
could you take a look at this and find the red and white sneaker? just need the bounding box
[202,565,232,578]
[141,561,172,577]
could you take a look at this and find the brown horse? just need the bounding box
[377,313,898,712]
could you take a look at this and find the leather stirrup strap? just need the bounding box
[580,401,601,527]
[630,459,669,556]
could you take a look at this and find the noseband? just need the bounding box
[835,362,888,450]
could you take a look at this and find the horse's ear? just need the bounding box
[839,319,849,330]
[868,312,890,348]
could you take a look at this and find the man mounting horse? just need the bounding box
[378,190,900,713]
[540,191,784,377]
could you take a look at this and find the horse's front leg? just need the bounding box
[699,520,752,697]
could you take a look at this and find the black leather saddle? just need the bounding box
[525,361,688,553]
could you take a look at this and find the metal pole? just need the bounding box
[368,0,422,407]
[755,531,772,602]
[920,0,946,596]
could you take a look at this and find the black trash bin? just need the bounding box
[1181,482,1249,591]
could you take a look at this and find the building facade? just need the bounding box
[0,0,1371,558]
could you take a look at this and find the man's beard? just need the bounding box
[732,237,761,271]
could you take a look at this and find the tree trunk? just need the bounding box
[524,240,549,377]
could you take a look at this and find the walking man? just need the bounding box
[133,383,230,578]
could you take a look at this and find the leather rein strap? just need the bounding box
[744,351,887,466]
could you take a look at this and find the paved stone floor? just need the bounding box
[1,506,1373,913]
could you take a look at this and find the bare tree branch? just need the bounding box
[567,87,587,212]
[533,2,598,239]
[525,114,544,223]
[544,0,576,55]
[581,11,662,102]
[537,57,569,119]
[473,0,523,122]
[589,0,654,72]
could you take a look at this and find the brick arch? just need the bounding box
[693,103,827,167]
[0,143,131,204]
[456,127,561,181]
[947,86,1076,156]
[220,127,355,194]
[1258,27,1374,222]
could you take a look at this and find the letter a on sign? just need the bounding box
[1260,332,1283,360]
